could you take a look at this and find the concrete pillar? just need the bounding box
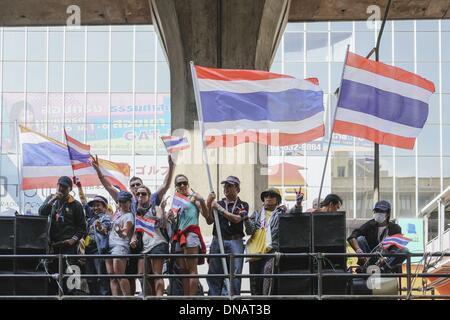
[150,0,290,234]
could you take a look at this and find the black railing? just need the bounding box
[0,252,449,300]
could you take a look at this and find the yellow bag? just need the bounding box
[245,228,267,262]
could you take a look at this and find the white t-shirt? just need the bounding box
[378,226,388,242]
[109,211,134,248]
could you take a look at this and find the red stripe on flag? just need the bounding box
[333,120,416,149]
[195,65,293,81]
[204,125,325,148]
[346,52,435,92]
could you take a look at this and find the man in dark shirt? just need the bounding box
[206,176,249,296]
[38,176,86,294]
[347,200,407,271]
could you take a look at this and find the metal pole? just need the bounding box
[373,0,393,203]
[58,254,64,299]
[189,61,231,294]
[143,253,148,299]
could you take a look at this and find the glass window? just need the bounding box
[27,31,47,61]
[86,93,109,155]
[136,32,155,61]
[306,62,328,92]
[417,63,439,94]
[87,32,109,61]
[418,157,441,212]
[111,32,133,61]
[273,40,282,63]
[64,93,85,137]
[156,62,170,92]
[284,62,304,80]
[135,62,155,93]
[331,22,352,32]
[1,93,25,153]
[330,62,344,93]
[3,31,25,61]
[270,62,282,74]
[331,32,352,61]
[417,32,439,62]
[416,20,438,32]
[86,62,108,92]
[444,157,450,187]
[284,33,304,61]
[394,20,414,32]
[48,31,63,61]
[135,25,154,32]
[3,62,25,92]
[111,62,133,92]
[306,22,328,32]
[48,61,63,92]
[379,31,392,62]
[65,31,85,61]
[395,156,416,217]
[355,32,375,56]
[26,62,46,92]
[443,95,450,124]
[156,39,167,62]
[442,125,450,156]
[286,23,304,32]
[442,63,450,93]
[306,33,328,62]
[65,62,84,92]
[111,93,133,155]
[418,125,440,157]
[394,32,414,62]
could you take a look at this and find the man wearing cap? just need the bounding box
[347,200,406,271]
[206,176,249,296]
[244,187,286,295]
[84,195,112,295]
[39,176,86,294]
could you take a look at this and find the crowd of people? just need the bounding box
[38,155,408,296]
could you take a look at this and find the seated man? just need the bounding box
[347,200,408,272]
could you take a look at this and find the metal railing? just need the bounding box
[0,252,449,300]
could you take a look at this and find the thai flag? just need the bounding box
[192,65,325,147]
[161,135,189,154]
[19,126,130,190]
[334,51,435,149]
[64,129,91,171]
[382,234,412,250]
[135,215,156,237]
[171,192,191,216]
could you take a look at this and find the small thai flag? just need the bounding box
[135,215,156,237]
[171,192,191,216]
[64,129,91,171]
[161,136,190,154]
[382,234,412,250]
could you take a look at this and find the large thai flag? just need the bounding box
[334,52,435,149]
[193,65,325,147]
[19,126,130,190]
[161,135,189,154]
[382,234,412,250]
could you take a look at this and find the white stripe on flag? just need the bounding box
[67,140,90,155]
[203,112,324,134]
[343,65,433,103]
[198,77,322,93]
[23,165,73,178]
[335,108,422,138]
[20,131,62,145]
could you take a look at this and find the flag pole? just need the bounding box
[317,45,350,211]
[373,0,393,203]
[190,61,231,294]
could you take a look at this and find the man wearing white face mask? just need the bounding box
[347,200,406,271]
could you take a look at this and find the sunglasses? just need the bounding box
[130,183,142,188]
[136,192,148,197]
[176,181,188,187]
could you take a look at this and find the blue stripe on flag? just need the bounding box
[22,142,70,166]
[67,146,91,163]
[200,89,323,122]
[338,79,429,128]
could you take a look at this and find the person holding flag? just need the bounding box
[130,185,170,296]
[170,174,208,296]
[347,200,408,272]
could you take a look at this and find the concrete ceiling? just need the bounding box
[0,0,449,26]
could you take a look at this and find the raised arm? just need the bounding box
[91,155,119,201]
[74,177,87,206]
[156,155,175,202]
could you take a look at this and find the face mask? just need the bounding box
[374,212,386,224]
